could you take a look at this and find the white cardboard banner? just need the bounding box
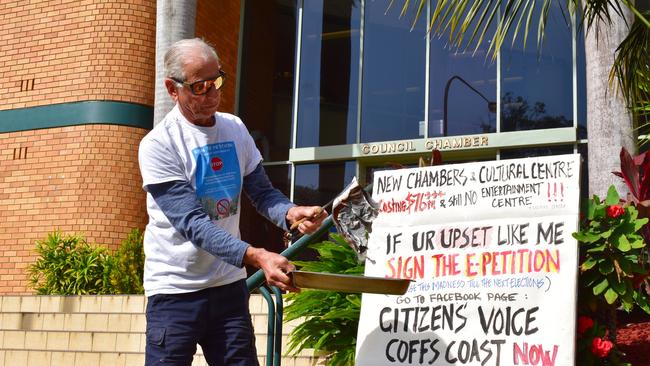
[356,154,581,366]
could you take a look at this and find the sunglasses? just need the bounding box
[172,70,227,95]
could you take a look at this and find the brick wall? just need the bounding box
[0,0,156,110]
[196,0,241,114]
[0,0,157,294]
[0,0,248,294]
[0,125,149,294]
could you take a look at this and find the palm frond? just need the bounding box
[580,0,649,34]
[395,0,648,61]
[536,0,551,48]
[448,0,472,41]
[464,0,501,54]
[400,0,411,18]
[412,0,427,30]
[400,0,561,60]
[511,0,533,47]
[610,11,650,124]
[613,13,650,143]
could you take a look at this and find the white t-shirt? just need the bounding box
[138,106,262,296]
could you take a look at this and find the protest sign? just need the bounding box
[356,154,581,366]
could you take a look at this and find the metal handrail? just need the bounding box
[246,183,372,365]
[271,286,283,366]
[246,215,335,292]
[246,215,336,366]
[257,286,275,366]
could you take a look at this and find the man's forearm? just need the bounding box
[147,180,249,267]
[243,163,295,230]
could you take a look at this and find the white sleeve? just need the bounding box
[138,136,187,190]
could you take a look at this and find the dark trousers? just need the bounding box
[145,279,259,366]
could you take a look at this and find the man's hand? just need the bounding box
[243,247,299,292]
[286,206,327,234]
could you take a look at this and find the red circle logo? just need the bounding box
[211,157,223,171]
[216,199,230,216]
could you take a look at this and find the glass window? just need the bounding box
[294,161,357,206]
[500,145,574,159]
[365,163,415,187]
[428,14,497,137]
[360,1,426,143]
[293,161,356,255]
[297,0,361,148]
[500,1,574,132]
[576,23,587,139]
[238,0,296,161]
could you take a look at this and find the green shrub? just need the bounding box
[28,229,145,295]
[28,231,114,295]
[284,234,364,366]
[574,186,650,314]
[109,228,145,294]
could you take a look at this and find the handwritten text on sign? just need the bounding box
[355,154,581,366]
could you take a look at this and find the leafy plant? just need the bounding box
[108,228,145,294]
[284,234,365,366]
[573,185,650,314]
[576,315,630,366]
[28,229,146,295]
[612,147,650,290]
[614,147,650,239]
[28,231,114,295]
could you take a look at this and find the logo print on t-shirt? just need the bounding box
[192,142,241,221]
[215,198,230,216]
[211,156,223,171]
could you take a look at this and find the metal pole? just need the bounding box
[271,286,284,366]
[246,215,334,292]
[258,286,275,366]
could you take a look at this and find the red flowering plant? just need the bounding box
[574,185,650,365]
[573,186,650,366]
[575,315,628,365]
[574,185,650,314]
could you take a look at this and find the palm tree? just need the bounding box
[392,0,649,197]
[611,13,650,140]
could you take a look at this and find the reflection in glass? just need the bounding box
[500,145,574,159]
[361,0,425,143]
[365,164,415,187]
[429,22,497,136]
[294,161,357,206]
[500,1,574,132]
[238,0,296,161]
[576,23,587,139]
[293,161,356,254]
[297,1,360,148]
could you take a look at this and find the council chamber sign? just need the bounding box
[355,154,581,366]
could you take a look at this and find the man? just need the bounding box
[138,38,325,366]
